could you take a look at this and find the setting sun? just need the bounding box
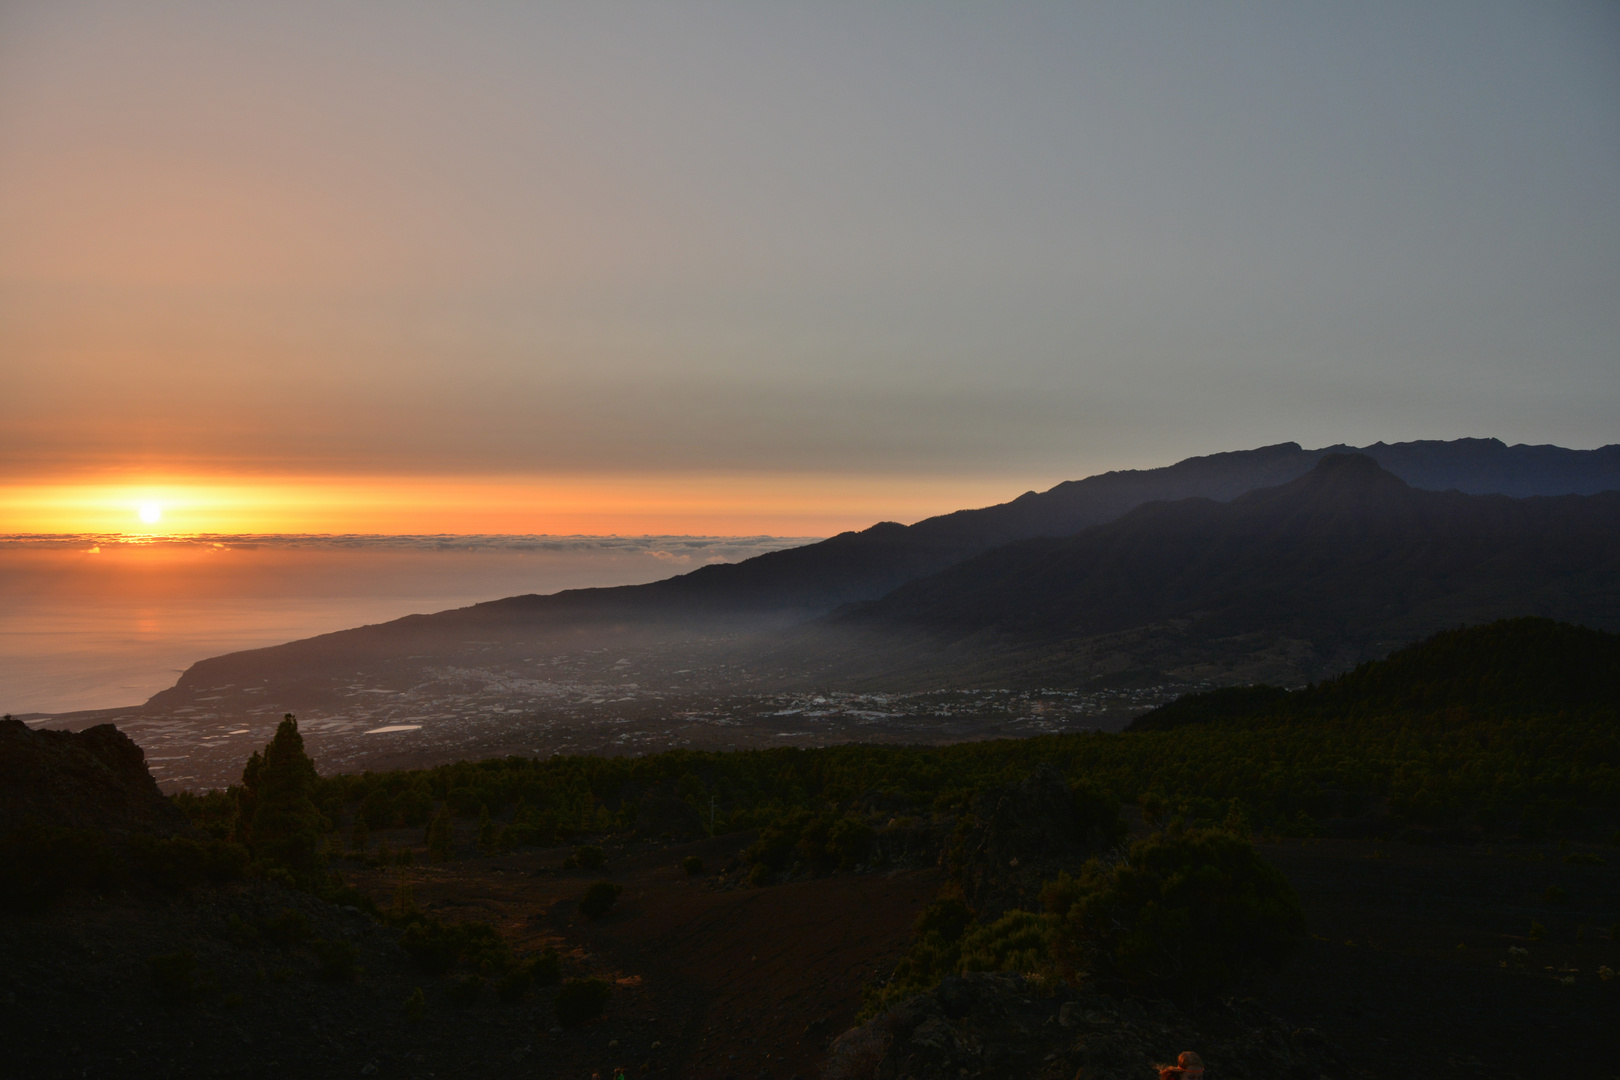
[0,473,1035,537]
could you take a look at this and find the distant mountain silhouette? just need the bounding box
[148,439,1620,710]
[798,455,1620,688]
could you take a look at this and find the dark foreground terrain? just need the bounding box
[5,619,1616,1078]
[3,825,1615,1079]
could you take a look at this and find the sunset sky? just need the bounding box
[3,2,1617,536]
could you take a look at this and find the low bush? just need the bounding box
[320,877,381,917]
[554,977,611,1027]
[957,909,1056,975]
[578,880,623,920]
[1049,827,1305,996]
[872,828,1303,1012]
[403,986,425,1023]
[870,896,977,1011]
[744,810,874,876]
[681,855,704,876]
[398,916,510,975]
[566,845,606,870]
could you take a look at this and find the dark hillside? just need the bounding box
[805,456,1620,689]
[1130,618,1620,731]
[1298,617,1620,715]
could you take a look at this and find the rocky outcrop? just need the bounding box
[825,972,1346,1080]
[0,718,187,836]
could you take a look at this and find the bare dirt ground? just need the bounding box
[346,829,944,1079]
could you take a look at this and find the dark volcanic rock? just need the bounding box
[0,718,187,836]
[825,971,1346,1080]
[958,765,1114,917]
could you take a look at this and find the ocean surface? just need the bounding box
[0,534,816,715]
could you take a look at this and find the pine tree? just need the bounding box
[243,715,326,886]
[350,815,370,853]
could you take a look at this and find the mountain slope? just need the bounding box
[794,455,1620,688]
[1127,618,1620,732]
[148,439,1619,711]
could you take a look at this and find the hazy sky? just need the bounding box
[2,2,1617,533]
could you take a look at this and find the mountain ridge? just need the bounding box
[784,454,1620,689]
[146,438,1620,711]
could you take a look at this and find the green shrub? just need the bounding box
[311,938,359,982]
[745,810,874,875]
[958,909,1057,975]
[681,855,705,876]
[149,950,198,1007]
[578,880,623,920]
[1051,827,1304,996]
[567,845,606,870]
[554,977,610,1027]
[398,917,509,975]
[745,810,807,871]
[171,788,240,840]
[824,816,875,870]
[1565,853,1606,865]
[748,862,773,888]
[320,877,381,917]
[403,986,425,1023]
[865,895,977,1014]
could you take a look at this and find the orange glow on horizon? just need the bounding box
[0,472,1043,537]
